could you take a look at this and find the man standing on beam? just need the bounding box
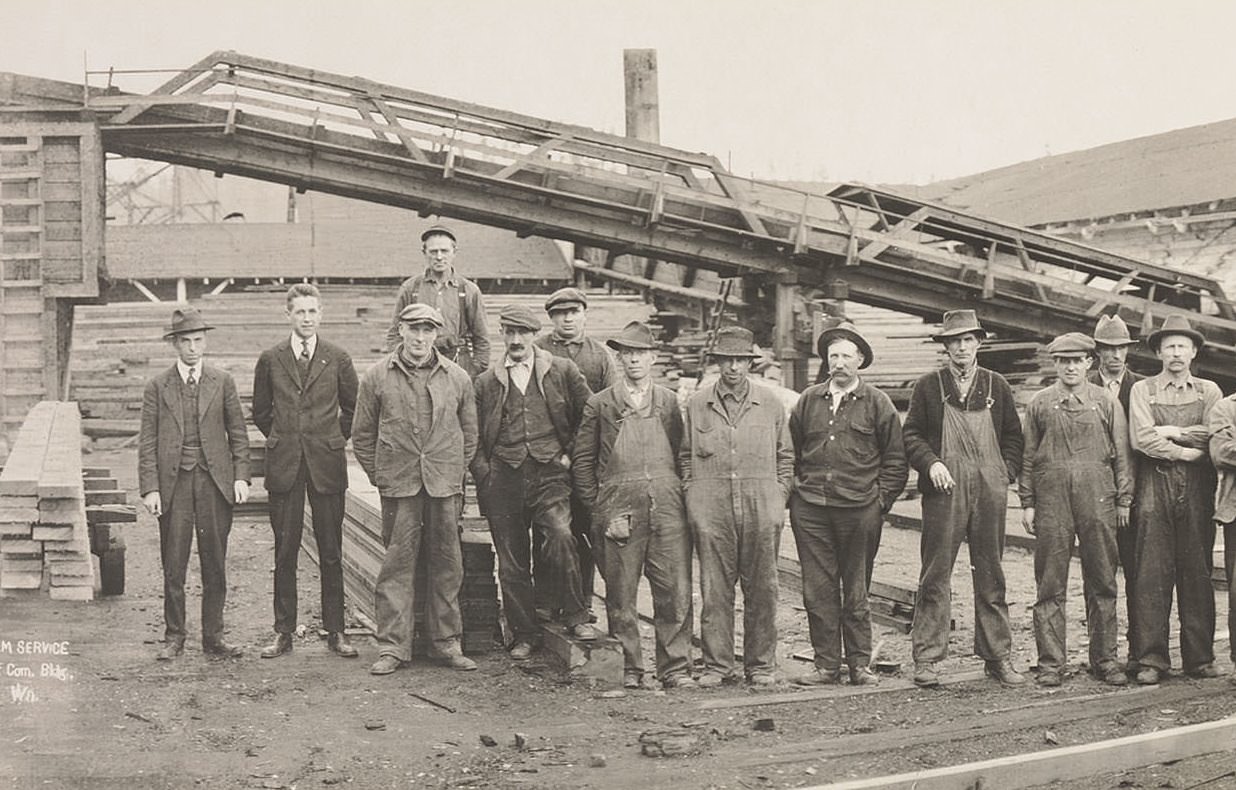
[472,305,597,660]
[385,224,491,378]
[903,309,1025,688]
[253,284,359,660]
[1127,314,1222,684]
[790,320,906,687]
[681,326,793,687]
[1020,332,1131,687]
[354,304,479,675]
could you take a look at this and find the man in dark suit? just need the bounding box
[139,308,250,661]
[253,284,359,659]
[1087,313,1143,674]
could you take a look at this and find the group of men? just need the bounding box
[137,222,1234,692]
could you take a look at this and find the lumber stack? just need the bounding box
[0,401,95,600]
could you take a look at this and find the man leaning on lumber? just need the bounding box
[353,303,480,675]
[138,307,250,661]
[252,283,359,660]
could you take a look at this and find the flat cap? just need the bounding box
[1046,332,1095,356]
[709,326,760,359]
[498,304,541,332]
[544,287,588,313]
[420,224,457,244]
[398,303,445,328]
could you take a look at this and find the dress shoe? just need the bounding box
[623,671,643,690]
[203,639,243,658]
[985,659,1027,687]
[1036,668,1062,687]
[260,633,293,659]
[794,668,842,687]
[747,673,776,687]
[370,655,401,675]
[1136,666,1162,685]
[156,639,185,661]
[1186,663,1222,679]
[509,641,535,661]
[662,674,697,690]
[849,666,879,686]
[568,623,601,641]
[913,662,940,688]
[327,632,358,658]
[434,653,478,672]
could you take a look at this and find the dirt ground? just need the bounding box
[3,443,1235,790]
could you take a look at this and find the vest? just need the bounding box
[495,378,560,468]
[178,375,207,471]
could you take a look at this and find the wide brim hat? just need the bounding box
[1092,313,1138,347]
[162,307,214,339]
[497,304,541,332]
[816,319,874,369]
[707,326,761,359]
[607,320,657,351]
[1146,313,1205,352]
[931,309,987,343]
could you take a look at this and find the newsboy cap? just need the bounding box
[163,307,214,339]
[498,304,542,332]
[420,224,457,244]
[544,287,588,314]
[398,303,445,328]
[1046,332,1095,357]
[607,321,658,351]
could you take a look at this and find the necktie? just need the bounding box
[186,368,197,390]
[297,346,311,380]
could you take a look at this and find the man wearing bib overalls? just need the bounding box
[572,321,694,690]
[1127,314,1222,685]
[903,310,1025,688]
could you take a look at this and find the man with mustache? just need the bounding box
[903,310,1025,688]
[472,305,596,660]
[789,320,906,687]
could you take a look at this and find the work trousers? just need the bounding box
[486,459,587,642]
[1131,461,1216,673]
[373,492,464,662]
[1031,462,1120,673]
[268,459,345,634]
[789,495,879,671]
[689,483,781,679]
[533,492,595,616]
[1226,520,1236,665]
[159,465,233,644]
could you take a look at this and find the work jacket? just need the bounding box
[572,383,683,508]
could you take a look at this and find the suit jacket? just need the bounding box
[470,346,590,487]
[138,364,250,507]
[252,336,358,494]
[1086,368,1143,415]
[572,383,683,508]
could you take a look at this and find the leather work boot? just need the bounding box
[1136,666,1163,685]
[434,652,478,671]
[1036,668,1062,687]
[912,662,940,688]
[849,666,879,686]
[1186,663,1222,679]
[509,641,535,661]
[327,632,358,658]
[260,633,293,659]
[794,668,842,687]
[203,639,244,658]
[747,673,776,687]
[623,671,643,690]
[369,655,401,675]
[662,674,697,690]
[1095,664,1128,686]
[156,638,185,661]
[568,623,601,641]
[985,659,1027,687]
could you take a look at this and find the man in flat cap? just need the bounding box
[681,326,793,687]
[354,303,479,675]
[385,224,491,378]
[139,308,250,660]
[903,309,1025,688]
[1020,332,1131,687]
[1088,313,1144,673]
[790,321,906,687]
[572,321,694,689]
[472,304,596,659]
[253,283,359,660]
[535,286,618,620]
[1127,314,1222,684]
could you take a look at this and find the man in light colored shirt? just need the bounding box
[1126,314,1223,684]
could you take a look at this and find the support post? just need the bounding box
[775,271,807,391]
[623,49,661,290]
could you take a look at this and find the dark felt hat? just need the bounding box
[1146,313,1205,352]
[1046,332,1095,356]
[498,304,541,332]
[1092,314,1138,347]
[420,224,457,244]
[398,303,445,328]
[162,307,214,339]
[708,326,760,359]
[544,287,588,314]
[607,321,657,351]
[816,318,874,369]
[931,309,988,343]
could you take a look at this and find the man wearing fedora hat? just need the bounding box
[1088,313,1144,671]
[472,304,596,659]
[572,321,694,689]
[535,286,618,621]
[1206,381,1236,689]
[1127,314,1223,684]
[681,326,793,687]
[789,320,906,687]
[903,309,1025,688]
[139,307,251,660]
[385,224,491,378]
[1020,332,1132,687]
[355,303,480,675]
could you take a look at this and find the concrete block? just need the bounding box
[0,588,44,600]
[0,508,40,522]
[0,496,39,508]
[1,557,44,573]
[39,497,86,517]
[0,570,43,589]
[539,623,623,684]
[32,525,76,542]
[49,585,93,601]
[43,541,90,557]
[0,523,33,539]
[49,559,93,578]
[0,539,43,557]
[38,482,84,499]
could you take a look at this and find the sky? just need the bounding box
[8,0,1236,186]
